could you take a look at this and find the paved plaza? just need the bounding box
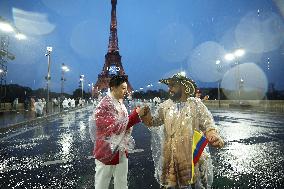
[0,106,284,188]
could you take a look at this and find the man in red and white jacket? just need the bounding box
[90,75,142,189]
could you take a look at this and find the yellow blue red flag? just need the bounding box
[190,130,208,183]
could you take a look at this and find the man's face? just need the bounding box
[112,82,128,100]
[168,81,183,102]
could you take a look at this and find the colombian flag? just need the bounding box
[190,130,208,183]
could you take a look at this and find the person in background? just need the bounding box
[34,99,44,117]
[12,98,18,112]
[30,97,35,112]
[203,95,210,101]
[195,89,202,99]
[24,97,29,111]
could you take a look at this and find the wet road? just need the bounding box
[0,106,284,188]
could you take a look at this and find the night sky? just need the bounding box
[0,0,284,97]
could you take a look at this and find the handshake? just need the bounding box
[135,106,152,126]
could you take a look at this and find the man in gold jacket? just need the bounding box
[140,73,224,189]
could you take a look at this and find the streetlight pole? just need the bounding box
[215,60,222,108]
[61,70,64,99]
[88,83,91,98]
[91,82,94,99]
[236,58,241,104]
[218,80,221,108]
[234,49,245,104]
[80,75,84,99]
[60,63,69,112]
[45,46,52,114]
[224,48,245,105]
[61,63,69,97]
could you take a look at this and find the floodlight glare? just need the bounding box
[224,53,235,61]
[234,49,245,57]
[0,22,14,32]
[15,33,27,40]
[46,46,53,52]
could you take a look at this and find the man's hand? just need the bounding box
[206,130,224,148]
[138,106,150,117]
[139,106,152,127]
[135,106,141,114]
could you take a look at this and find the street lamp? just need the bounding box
[91,82,94,99]
[88,83,91,98]
[45,46,52,113]
[80,75,84,99]
[61,63,69,97]
[224,48,245,104]
[216,59,222,108]
[1,18,26,110]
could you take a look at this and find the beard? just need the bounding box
[169,90,182,102]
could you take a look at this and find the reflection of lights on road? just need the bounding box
[58,114,76,159]
[59,133,73,159]
[217,112,280,181]
[79,121,87,139]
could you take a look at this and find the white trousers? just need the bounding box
[95,153,128,189]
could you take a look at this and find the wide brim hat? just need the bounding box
[159,73,197,96]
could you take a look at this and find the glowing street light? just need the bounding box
[224,48,245,61]
[15,33,27,40]
[0,19,27,40]
[224,53,235,61]
[0,22,14,32]
[234,48,245,57]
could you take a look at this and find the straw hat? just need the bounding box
[159,72,197,96]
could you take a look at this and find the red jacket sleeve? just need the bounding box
[126,109,141,130]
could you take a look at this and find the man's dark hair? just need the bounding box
[109,75,128,88]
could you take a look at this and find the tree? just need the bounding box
[72,88,87,99]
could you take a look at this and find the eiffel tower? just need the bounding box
[94,0,133,95]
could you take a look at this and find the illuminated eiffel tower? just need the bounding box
[94,0,133,95]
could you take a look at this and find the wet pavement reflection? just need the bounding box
[0,106,283,188]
